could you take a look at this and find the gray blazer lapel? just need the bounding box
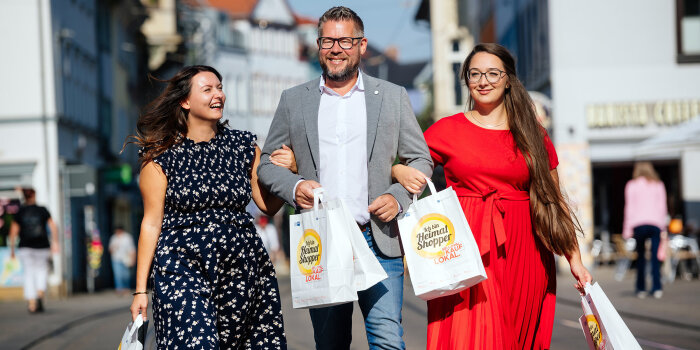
[302,79,322,169]
[364,73,382,159]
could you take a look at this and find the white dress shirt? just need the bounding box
[317,73,369,224]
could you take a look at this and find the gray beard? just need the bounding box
[321,60,359,82]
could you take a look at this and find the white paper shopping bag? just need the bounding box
[581,282,642,350]
[290,188,357,308]
[398,179,487,300]
[579,294,608,350]
[336,202,387,291]
[118,314,147,350]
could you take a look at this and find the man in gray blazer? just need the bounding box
[258,6,432,350]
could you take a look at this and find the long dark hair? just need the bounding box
[125,65,227,168]
[462,43,581,256]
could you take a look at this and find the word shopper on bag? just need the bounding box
[398,178,487,300]
[579,282,642,350]
[290,188,357,308]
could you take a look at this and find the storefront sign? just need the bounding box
[587,99,700,128]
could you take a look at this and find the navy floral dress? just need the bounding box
[147,127,286,349]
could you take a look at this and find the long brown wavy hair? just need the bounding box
[462,43,581,256]
[124,65,227,168]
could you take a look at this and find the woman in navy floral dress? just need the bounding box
[128,65,286,349]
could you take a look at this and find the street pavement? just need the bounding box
[1,265,699,349]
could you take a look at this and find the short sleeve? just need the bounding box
[250,131,258,147]
[230,129,257,169]
[152,152,169,176]
[42,207,51,220]
[139,146,171,178]
[244,130,258,165]
[543,132,559,170]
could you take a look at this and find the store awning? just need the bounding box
[635,115,700,158]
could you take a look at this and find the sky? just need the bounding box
[286,0,432,63]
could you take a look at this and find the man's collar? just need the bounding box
[319,70,365,94]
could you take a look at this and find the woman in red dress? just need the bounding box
[393,43,592,349]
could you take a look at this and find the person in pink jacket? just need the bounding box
[622,162,668,299]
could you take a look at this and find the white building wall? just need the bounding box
[550,1,700,149]
[0,0,59,215]
[1,1,45,118]
[682,150,700,202]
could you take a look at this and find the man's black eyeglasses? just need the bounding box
[318,37,363,50]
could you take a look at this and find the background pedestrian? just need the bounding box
[623,161,668,299]
[8,188,59,313]
[108,225,135,295]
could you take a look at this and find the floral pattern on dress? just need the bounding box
[146,128,286,349]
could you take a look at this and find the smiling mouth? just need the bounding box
[210,103,223,109]
[328,57,346,64]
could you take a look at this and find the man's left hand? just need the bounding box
[368,194,399,222]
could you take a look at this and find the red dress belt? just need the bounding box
[455,187,530,256]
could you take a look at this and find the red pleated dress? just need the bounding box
[423,113,558,350]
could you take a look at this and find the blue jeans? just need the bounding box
[634,225,662,293]
[112,260,131,290]
[309,225,405,350]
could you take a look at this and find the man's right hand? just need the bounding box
[295,180,322,209]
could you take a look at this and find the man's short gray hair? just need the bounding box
[317,6,364,37]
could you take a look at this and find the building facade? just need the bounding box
[416,0,475,120]
[180,0,313,147]
[550,0,700,238]
[0,0,149,294]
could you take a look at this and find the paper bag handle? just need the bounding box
[129,313,144,337]
[312,187,325,219]
[411,177,438,204]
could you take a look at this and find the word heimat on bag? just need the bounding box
[290,188,385,309]
[297,230,323,282]
[398,179,487,300]
[412,214,465,264]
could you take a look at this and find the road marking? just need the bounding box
[559,319,691,350]
[560,319,581,329]
[637,339,691,350]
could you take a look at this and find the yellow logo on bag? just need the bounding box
[586,315,606,349]
[412,213,455,258]
[297,229,322,275]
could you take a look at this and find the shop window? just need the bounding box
[677,0,700,63]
